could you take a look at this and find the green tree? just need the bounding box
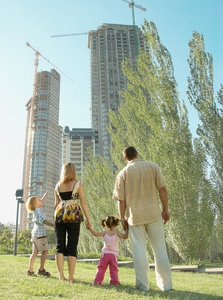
[0,224,4,236]
[215,216,223,261]
[108,20,215,262]
[187,31,223,216]
[46,228,56,244]
[0,229,13,250]
[79,152,131,257]
[17,229,32,248]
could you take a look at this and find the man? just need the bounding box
[113,146,172,291]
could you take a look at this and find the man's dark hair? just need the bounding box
[123,146,137,160]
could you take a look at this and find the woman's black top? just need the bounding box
[59,191,72,200]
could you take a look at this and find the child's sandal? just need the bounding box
[38,268,51,276]
[27,270,36,276]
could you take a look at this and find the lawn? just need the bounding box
[0,255,222,299]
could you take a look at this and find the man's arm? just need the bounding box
[158,186,170,224]
[118,200,127,230]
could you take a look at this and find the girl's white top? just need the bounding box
[102,232,119,256]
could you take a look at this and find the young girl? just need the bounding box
[88,216,128,285]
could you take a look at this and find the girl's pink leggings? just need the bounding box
[94,253,120,285]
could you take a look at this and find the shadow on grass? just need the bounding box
[24,275,222,299]
[26,275,58,279]
[71,280,223,300]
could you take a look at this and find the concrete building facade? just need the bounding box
[4,223,16,235]
[62,126,97,181]
[20,69,61,229]
[88,23,147,158]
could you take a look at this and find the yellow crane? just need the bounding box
[22,43,40,228]
[22,42,72,229]
[26,42,73,81]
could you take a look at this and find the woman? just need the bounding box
[54,162,91,282]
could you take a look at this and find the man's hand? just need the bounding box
[159,187,170,224]
[124,220,128,230]
[121,219,128,230]
[162,209,170,224]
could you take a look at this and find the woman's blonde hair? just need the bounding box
[26,196,38,212]
[60,162,76,184]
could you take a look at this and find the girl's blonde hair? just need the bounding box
[102,216,119,228]
[60,162,76,184]
[26,196,38,212]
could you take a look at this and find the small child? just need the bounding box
[87,215,128,285]
[26,191,54,276]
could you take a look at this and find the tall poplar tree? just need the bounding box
[109,21,215,262]
[187,31,223,216]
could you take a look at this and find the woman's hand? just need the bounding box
[85,220,92,230]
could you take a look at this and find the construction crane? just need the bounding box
[22,42,72,229]
[51,32,88,38]
[22,42,41,226]
[121,0,147,56]
[26,42,73,81]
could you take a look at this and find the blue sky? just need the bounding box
[0,0,222,224]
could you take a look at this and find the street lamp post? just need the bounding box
[14,189,24,256]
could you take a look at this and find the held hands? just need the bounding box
[85,220,92,230]
[121,219,128,230]
[162,209,170,224]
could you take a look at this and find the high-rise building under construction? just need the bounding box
[88,23,147,158]
[20,69,61,229]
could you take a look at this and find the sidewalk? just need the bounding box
[36,254,223,274]
[78,259,223,274]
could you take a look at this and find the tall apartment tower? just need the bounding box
[20,69,61,229]
[88,23,147,158]
[62,126,97,181]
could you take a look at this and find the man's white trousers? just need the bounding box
[129,219,172,291]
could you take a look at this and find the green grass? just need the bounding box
[202,261,223,268]
[0,255,222,299]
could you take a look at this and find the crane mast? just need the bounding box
[22,42,72,229]
[121,0,146,56]
[22,43,40,229]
